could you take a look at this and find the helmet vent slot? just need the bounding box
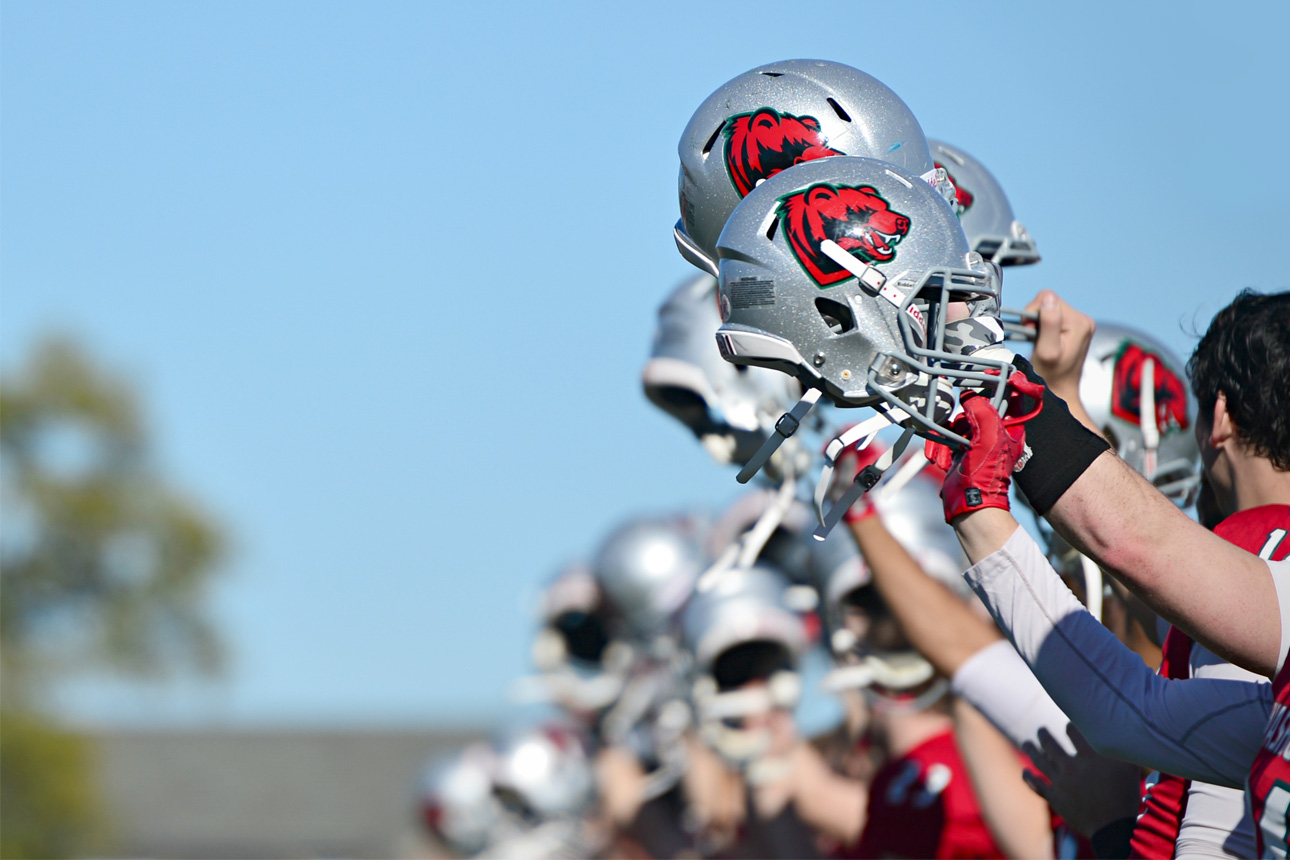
[815,298,855,335]
[826,98,852,122]
[765,217,780,242]
[702,126,723,156]
[760,71,784,77]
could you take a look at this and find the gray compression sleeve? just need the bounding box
[963,526,1270,788]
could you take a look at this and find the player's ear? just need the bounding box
[1209,392,1235,447]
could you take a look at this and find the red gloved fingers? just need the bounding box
[941,395,1027,523]
[1000,370,1045,427]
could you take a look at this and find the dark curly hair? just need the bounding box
[1186,289,1290,471]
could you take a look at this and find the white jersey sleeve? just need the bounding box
[1272,558,1290,675]
[962,525,1270,788]
[952,639,1078,755]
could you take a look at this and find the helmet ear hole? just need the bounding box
[815,298,856,335]
[702,125,722,156]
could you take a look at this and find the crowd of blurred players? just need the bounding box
[410,59,1275,859]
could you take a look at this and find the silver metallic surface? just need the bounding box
[1078,321,1200,505]
[491,721,596,821]
[590,515,708,640]
[929,139,1040,266]
[714,156,1002,446]
[417,743,503,856]
[642,273,804,473]
[678,59,935,268]
[679,564,808,673]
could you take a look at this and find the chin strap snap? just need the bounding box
[812,425,916,540]
[737,388,821,484]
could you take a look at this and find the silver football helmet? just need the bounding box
[1078,322,1200,506]
[929,139,1040,266]
[810,465,969,711]
[643,273,807,475]
[417,743,503,857]
[714,156,1009,452]
[680,564,809,776]
[491,721,597,821]
[487,721,600,859]
[515,564,632,713]
[677,59,949,275]
[591,514,708,642]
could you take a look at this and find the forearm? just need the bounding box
[952,640,1075,754]
[848,515,999,677]
[1042,450,1280,677]
[788,741,867,844]
[961,525,1268,787]
[952,697,1055,860]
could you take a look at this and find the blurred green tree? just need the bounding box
[1,335,227,857]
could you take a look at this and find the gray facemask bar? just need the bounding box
[674,220,719,278]
[974,225,1041,267]
[816,240,1007,448]
[882,271,1013,449]
[735,387,822,484]
[999,307,1038,342]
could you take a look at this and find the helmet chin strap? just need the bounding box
[736,387,822,484]
[812,424,916,540]
[1139,356,1159,480]
[697,459,800,594]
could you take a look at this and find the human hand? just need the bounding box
[1023,290,1095,409]
[926,375,1043,523]
[1020,723,1142,838]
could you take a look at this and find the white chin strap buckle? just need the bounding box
[812,424,916,540]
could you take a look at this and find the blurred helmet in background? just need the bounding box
[491,721,597,822]
[810,468,970,711]
[518,563,631,714]
[680,564,809,774]
[643,273,806,477]
[1078,321,1200,506]
[417,743,502,857]
[590,514,708,642]
[928,139,1040,266]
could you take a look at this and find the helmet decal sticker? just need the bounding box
[934,162,975,217]
[1110,341,1190,434]
[776,183,911,288]
[723,108,845,198]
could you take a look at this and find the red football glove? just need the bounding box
[926,371,1046,523]
[826,428,885,524]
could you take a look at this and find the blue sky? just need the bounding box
[3,1,1288,727]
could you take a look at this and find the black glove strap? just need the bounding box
[1010,355,1112,515]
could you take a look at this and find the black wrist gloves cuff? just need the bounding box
[1009,354,1112,515]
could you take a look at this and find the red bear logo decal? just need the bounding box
[723,108,844,198]
[1110,341,1190,434]
[776,183,911,287]
[935,162,975,216]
